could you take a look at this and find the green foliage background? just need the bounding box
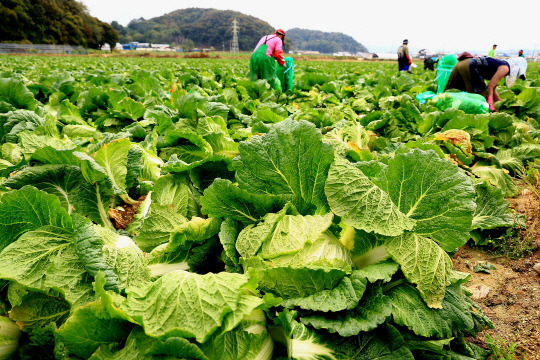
[0,0,119,49]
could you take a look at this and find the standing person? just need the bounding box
[518,50,525,57]
[445,53,525,111]
[488,44,497,57]
[397,39,412,73]
[250,29,286,90]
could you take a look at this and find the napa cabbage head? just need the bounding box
[201,308,274,360]
[237,210,362,313]
[237,210,353,271]
[271,310,338,360]
[0,316,21,360]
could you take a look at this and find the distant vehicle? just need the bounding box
[150,44,170,50]
[356,52,376,59]
[417,49,428,59]
[132,42,150,48]
[123,44,136,50]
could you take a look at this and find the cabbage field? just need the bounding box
[0,55,539,360]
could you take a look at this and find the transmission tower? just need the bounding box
[231,18,239,53]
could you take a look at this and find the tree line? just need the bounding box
[286,28,368,54]
[0,0,119,49]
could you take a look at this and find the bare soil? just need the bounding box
[453,189,540,359]
[108,195,146,230]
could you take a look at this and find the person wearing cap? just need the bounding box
[445,53,527,111]
[250,29,286,90]
[518,50,525,58]
[397,39,412,73]
[507,56,527,83]
[488,44,497,57]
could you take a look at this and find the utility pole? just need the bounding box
[231,18,239,53]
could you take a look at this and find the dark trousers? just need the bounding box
[468,58,488,93]
[398,58,409,71]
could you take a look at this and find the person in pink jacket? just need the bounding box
[250,29,286,90]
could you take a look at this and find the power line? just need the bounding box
[231,18,239,53]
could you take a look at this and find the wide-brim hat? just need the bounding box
[506,57,527,88]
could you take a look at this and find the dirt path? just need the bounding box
[453,190,540,359]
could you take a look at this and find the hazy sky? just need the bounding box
[82,0,539,54]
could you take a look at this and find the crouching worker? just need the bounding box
[250,29,286,91]
[424,56,438,70]
[445,52,526,111]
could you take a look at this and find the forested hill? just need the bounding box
[286,28,368,54]
[114,8,367,54]
[0,0,119,49]
[115,8,275,51]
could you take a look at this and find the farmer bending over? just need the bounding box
[250,29,286,90]
[445,53,526,111]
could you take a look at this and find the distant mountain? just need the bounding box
[114,8,274,51]
[113,8,367,54]
[286,28,368,54]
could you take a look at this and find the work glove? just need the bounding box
[487,96,496,111]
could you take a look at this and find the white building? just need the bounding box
[294,50,320,55]
[150,44,171,51]
[375,53,398,60]
[132,42,150,48]
[100,43,123,51]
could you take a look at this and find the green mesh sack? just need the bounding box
[415,91,436,104]
[275,57,294,91]
[434,92,489,114]
[436,54,458,94]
